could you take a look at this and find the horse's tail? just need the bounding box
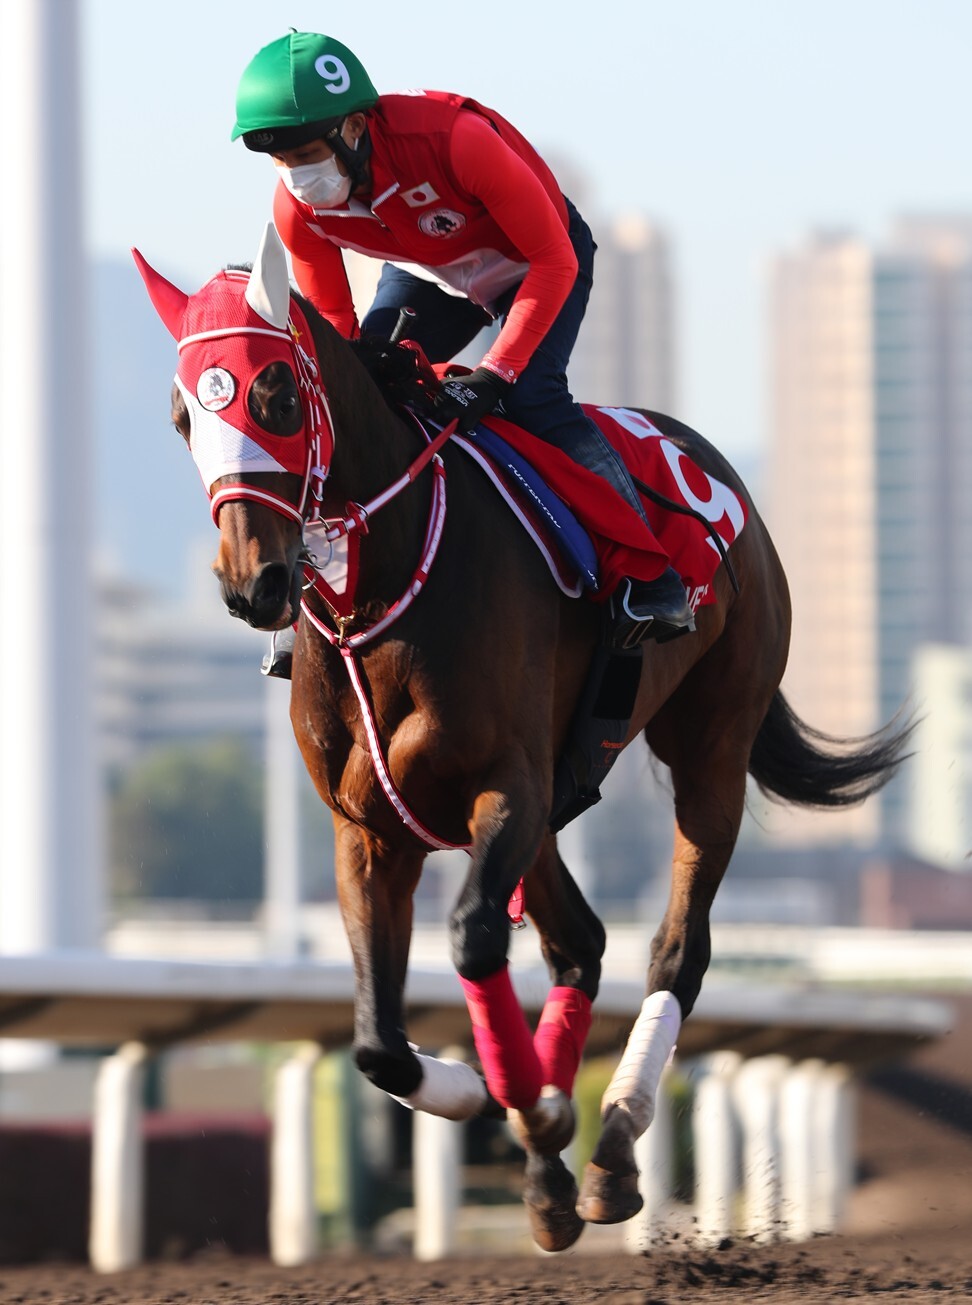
[748,690,915,809]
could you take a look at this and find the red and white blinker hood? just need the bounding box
[132,223,332,500]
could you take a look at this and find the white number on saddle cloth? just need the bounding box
[597,406,746,558]
[596,407,663,441]
[658,441,746,558]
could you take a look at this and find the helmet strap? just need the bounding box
[325,118,372,193]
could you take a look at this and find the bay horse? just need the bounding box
[134,224,910,1251]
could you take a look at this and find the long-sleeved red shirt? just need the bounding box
[273,90,578,380]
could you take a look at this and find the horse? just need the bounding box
[134,223,911,1251]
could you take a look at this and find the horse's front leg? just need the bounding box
[333,815,424,1097]
[334,815,491,1119]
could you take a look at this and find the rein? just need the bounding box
[185,286,461,848]
[238,381,463,852]
[295,406,525,924]
[299,411,467,854]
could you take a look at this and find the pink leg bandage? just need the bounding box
[533,986,593,1095]
[459,965,543,1110]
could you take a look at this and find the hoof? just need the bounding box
[523,1153,585,1252]
[576,1162,644,1225]
[509,1085,575,1157]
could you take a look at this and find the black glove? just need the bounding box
[434,366,512,432]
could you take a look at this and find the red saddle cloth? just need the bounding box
[480,404,748,611]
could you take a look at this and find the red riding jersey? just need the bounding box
[273,90,578,381]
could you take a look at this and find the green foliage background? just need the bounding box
[110,737,263,903]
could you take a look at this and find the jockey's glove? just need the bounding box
[434,366,512,433]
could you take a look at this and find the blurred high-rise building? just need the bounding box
[766,218,972,848]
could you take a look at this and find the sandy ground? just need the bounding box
[1,993,969,1304]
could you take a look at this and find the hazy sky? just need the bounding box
[82,0,972,464]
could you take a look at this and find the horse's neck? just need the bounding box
[315,325,430,593]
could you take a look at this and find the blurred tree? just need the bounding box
[110,737,263,903]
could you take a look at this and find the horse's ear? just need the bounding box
[245,223,291,328]
[131,248,189,340]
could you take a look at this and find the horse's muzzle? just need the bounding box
[219,561,297,630]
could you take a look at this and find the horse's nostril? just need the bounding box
[219,578,246,620]
[250,562,292,620]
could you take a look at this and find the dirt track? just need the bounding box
[0,1229,968,1304]
[1,994,970,1304]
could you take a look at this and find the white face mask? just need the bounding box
[278,131,359,209]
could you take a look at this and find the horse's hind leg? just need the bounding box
[577,702,753,1224]
[509,835,607,1251]
[447,764,609,1251]
[524,834,606,1095]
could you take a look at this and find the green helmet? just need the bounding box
[232,31,379,152]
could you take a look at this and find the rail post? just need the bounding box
[89,1041,148,1272]
[270,1042,322,1265]
[412,1045,468,1260]
[691,1051,741,1245]
[734,1054,790,1242]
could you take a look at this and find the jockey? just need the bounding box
[232,32,695,670]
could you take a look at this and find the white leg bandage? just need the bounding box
[601,990,682,1139]
[392,1053,488,1121]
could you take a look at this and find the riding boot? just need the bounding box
[611,568,696,651]
[261,626,296,680]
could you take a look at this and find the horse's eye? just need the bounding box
[247,369,302,435]
[267,387,303,435]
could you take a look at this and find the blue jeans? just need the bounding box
[362,198,651,526]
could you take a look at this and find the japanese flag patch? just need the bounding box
[401,182,440,208]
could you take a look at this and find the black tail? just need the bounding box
[748,690,915,809]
